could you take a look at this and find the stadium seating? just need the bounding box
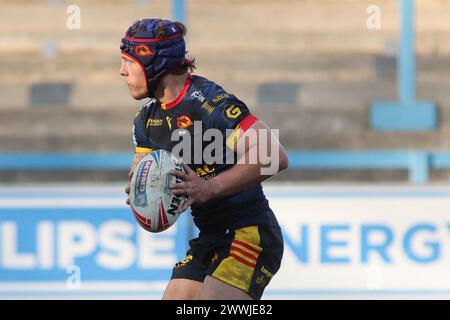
[1,0,450,182]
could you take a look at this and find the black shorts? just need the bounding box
[170,225,284,300]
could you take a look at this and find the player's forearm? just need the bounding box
[208,145,288,199]
[208,163,265,199]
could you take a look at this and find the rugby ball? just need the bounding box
[129,149,187,233]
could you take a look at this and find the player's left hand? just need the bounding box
[169,162,215,213]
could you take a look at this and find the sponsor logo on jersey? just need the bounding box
[256,266,274,288]
[191,91,205,103]
[212,93,230,104]
[226,105,242,119]
[166,116,173,130]
[146,118,163,127]
[201,101,215,115]
[175,255,193,268]
[195,164,216,180]
[177,115,193,129]
[222,105,242,126]
[134,44,153,57]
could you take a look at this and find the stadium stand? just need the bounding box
[1,0,450,182]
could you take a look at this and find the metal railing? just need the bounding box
[1,150,449,184]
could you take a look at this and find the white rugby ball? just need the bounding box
[129,149,187,233]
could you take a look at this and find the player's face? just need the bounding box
[119,54,148,100]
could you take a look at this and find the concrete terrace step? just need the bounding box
[2,50,450,113]
[0,109,136,151]
[3,52,450,85]
[254,108,450,150]
[1,108,450,152]
[1,0,450,54]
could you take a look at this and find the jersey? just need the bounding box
[132,74,279,233]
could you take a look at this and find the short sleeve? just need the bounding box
[202,95,257,133]
[132,104,153,153]
[201,94,258,150]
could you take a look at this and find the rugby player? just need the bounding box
[120,19,289,300]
